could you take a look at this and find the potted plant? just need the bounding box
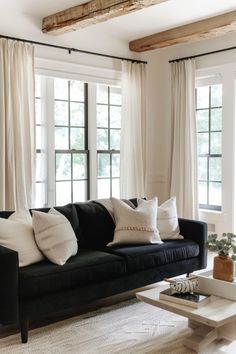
[207,233,236,282]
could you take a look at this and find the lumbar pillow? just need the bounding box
[157,197,183,240]
[32,208,78,265]
[107,197,162,246]
[0,210,44,267]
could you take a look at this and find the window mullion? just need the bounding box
[88,83,97,200]
[207,155,210,207]
[108,87,112,197]
[68,81,73,203]
[208,86,211,207]
[84,83,89,200]
[46,77,56,207]
[196,83,222,211]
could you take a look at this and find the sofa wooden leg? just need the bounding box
[20,319,29,343]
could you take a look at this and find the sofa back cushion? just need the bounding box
[74,201,115,249]
[0,211,14,219]
[32,204,80,240]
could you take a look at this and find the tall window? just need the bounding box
[35,76,46,207]
[35,76,121,207]
[96,85,122,198]
[54,79,88,205]
[196,84,222,210]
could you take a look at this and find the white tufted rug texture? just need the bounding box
[0,296,235,354]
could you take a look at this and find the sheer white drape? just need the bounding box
[120,61,146,198]
[170,59,198,219]
[0,39,35,210]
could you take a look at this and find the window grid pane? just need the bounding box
[96,85,121,198]
[54,79,88,205]
[35,76,47,206]
[196,84,222,211]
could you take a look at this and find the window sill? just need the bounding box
[199,208,225,226]
[199,208,222,215]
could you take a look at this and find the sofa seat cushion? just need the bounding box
[105,239,199,272]
[19,250,126,298]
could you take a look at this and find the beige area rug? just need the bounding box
[0,297,236,354]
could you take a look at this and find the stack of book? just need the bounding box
[159,288,211,308]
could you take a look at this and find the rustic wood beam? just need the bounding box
[129,10,236,52]
[42,0,168,34]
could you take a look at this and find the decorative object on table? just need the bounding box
[164,275,198,293]
[159,288,210,308]
[207,233,236,282]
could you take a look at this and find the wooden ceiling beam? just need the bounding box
[42,0,168,34]
[129,10,236,52]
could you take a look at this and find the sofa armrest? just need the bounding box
[0,245,19,325]
[178,218,208,270]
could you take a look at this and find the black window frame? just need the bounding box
[35,78,47,207]
[96,86,121,198]
[54,80,89,204]
[196,85,222,211]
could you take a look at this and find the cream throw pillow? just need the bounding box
[32,208,78,265]
[107,197,162,246]
[0,210,44,267]
[157,197,183,240]
[95,198,135,221]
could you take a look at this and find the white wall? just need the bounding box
[0,0,139,79]
[141,32,236,232]
[0,1,135,60]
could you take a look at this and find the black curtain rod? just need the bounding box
[0,34,147,65]
[169,45,236,63]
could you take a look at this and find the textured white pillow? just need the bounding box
[0,210,44,267]
[95,198,135,221]
[107,197,162,246]
[157,197,183,240]
[32,208,78,265]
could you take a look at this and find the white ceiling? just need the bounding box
[0,0,236,56]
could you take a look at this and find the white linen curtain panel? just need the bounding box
[170,59,198,219]
[120,61,146,198]
[0,39,35,210]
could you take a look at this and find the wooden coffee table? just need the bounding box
[136,286,236,352]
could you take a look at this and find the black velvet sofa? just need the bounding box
[0,200,207,343]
